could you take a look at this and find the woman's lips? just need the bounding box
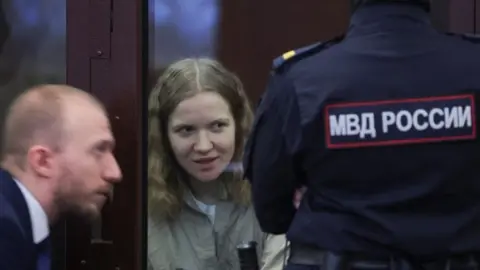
[194,157,218,164]
[194,157,219,171]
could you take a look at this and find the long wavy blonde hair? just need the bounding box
[148,58,254,220]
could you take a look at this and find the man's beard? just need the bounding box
[52,176,101,224]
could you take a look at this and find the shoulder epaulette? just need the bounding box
[272,35,344,72]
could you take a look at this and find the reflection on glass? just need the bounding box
[149,0,219,88]
[0,0,66,132]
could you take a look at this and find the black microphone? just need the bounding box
[237,241,259,270]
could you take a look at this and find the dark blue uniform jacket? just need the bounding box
[244,3,480,259]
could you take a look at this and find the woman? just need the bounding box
[147,58,288,270]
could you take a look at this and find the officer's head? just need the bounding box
[350,0,431,13]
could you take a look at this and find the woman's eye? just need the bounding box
[211,122,228,131]
[176,126,195,135]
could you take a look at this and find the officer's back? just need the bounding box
[283,1,480,260]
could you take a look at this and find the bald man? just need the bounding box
[0,84,122,270]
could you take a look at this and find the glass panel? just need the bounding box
[0,0,66,269]
[0,0,66,142]
[148,0,219,90]
[147,0,220,269]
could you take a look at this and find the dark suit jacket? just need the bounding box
[0,169,37,270]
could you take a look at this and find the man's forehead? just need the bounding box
[64,97,108,120]
[63,100,113,137]
[75,128,115,150]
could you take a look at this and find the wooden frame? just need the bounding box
[476,0,480,32]
[448,0,476,33]
[64,0,145,269]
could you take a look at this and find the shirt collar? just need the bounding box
[13,178,49,244]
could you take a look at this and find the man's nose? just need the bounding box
[193,131,213,152]
[105,154,122,183]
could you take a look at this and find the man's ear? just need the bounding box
[27,145,55,178]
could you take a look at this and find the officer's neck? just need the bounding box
[350,3,430,26]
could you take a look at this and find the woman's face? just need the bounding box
[167,91,236,182]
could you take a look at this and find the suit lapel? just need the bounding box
[0,168,34,243]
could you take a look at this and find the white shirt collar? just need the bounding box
[13,178,49,244]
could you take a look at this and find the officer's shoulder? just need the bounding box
[272,35,344,73]
[444,32,480,44]
[461,33,480,43]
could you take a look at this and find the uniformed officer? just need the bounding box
[243,0,480,270]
